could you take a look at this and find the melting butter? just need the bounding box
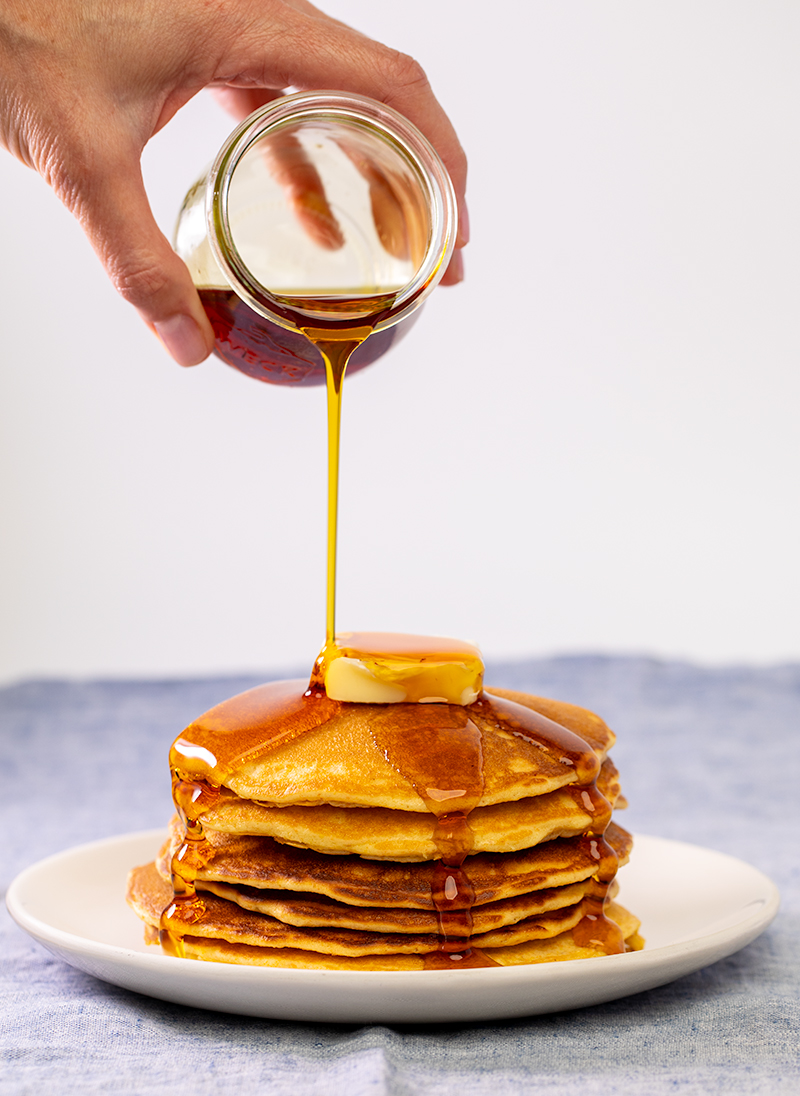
[312,631,484,705]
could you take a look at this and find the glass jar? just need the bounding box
[175,91,457,386]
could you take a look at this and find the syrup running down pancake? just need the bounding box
[127,635,643,968]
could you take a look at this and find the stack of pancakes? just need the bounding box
[128,683,643,968]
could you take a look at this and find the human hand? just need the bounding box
[0,0,468,366]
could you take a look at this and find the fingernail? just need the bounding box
[457,202,470,247]
[153,314,210,367]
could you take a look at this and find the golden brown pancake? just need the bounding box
[198,757,621,860]
[186,688,616,812]
[157,819,633,908]
[194,878,602,933]
[139,908,643,971]
[129,862,624,955]
[199,792,593,859]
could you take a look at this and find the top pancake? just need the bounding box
[172,683,615,812]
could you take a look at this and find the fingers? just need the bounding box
[71,148,214,365]
[209,86,284,124]
[439,250,464,287]
[2,0,469,375]
[373,62,469,252]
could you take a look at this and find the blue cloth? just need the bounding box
[2,657,799,1094]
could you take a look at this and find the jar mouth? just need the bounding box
[206,90,457,334]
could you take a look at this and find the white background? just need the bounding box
[1,1,799,684]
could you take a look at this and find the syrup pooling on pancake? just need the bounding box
[475,694,600,786]
[161,658,626,964]
[368,702,488,962]
[170,679,341,784]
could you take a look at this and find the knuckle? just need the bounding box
[383,50,430,96]
[110,254,171,308]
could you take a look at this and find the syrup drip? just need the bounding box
[312,329,371,646]
[159,774,220,954]
[283,294,397,646]
[568,795,624,955]
[368,703,498,965]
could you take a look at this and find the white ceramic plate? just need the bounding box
[6,830,779,1024]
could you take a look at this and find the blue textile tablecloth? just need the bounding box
[2,656,799,1095]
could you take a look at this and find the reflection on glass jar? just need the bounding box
[174,92,457,386]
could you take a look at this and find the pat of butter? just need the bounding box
[316,632,484,706]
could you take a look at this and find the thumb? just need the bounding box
[75,152,214,366]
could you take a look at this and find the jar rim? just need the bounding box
[205,90,457,333]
